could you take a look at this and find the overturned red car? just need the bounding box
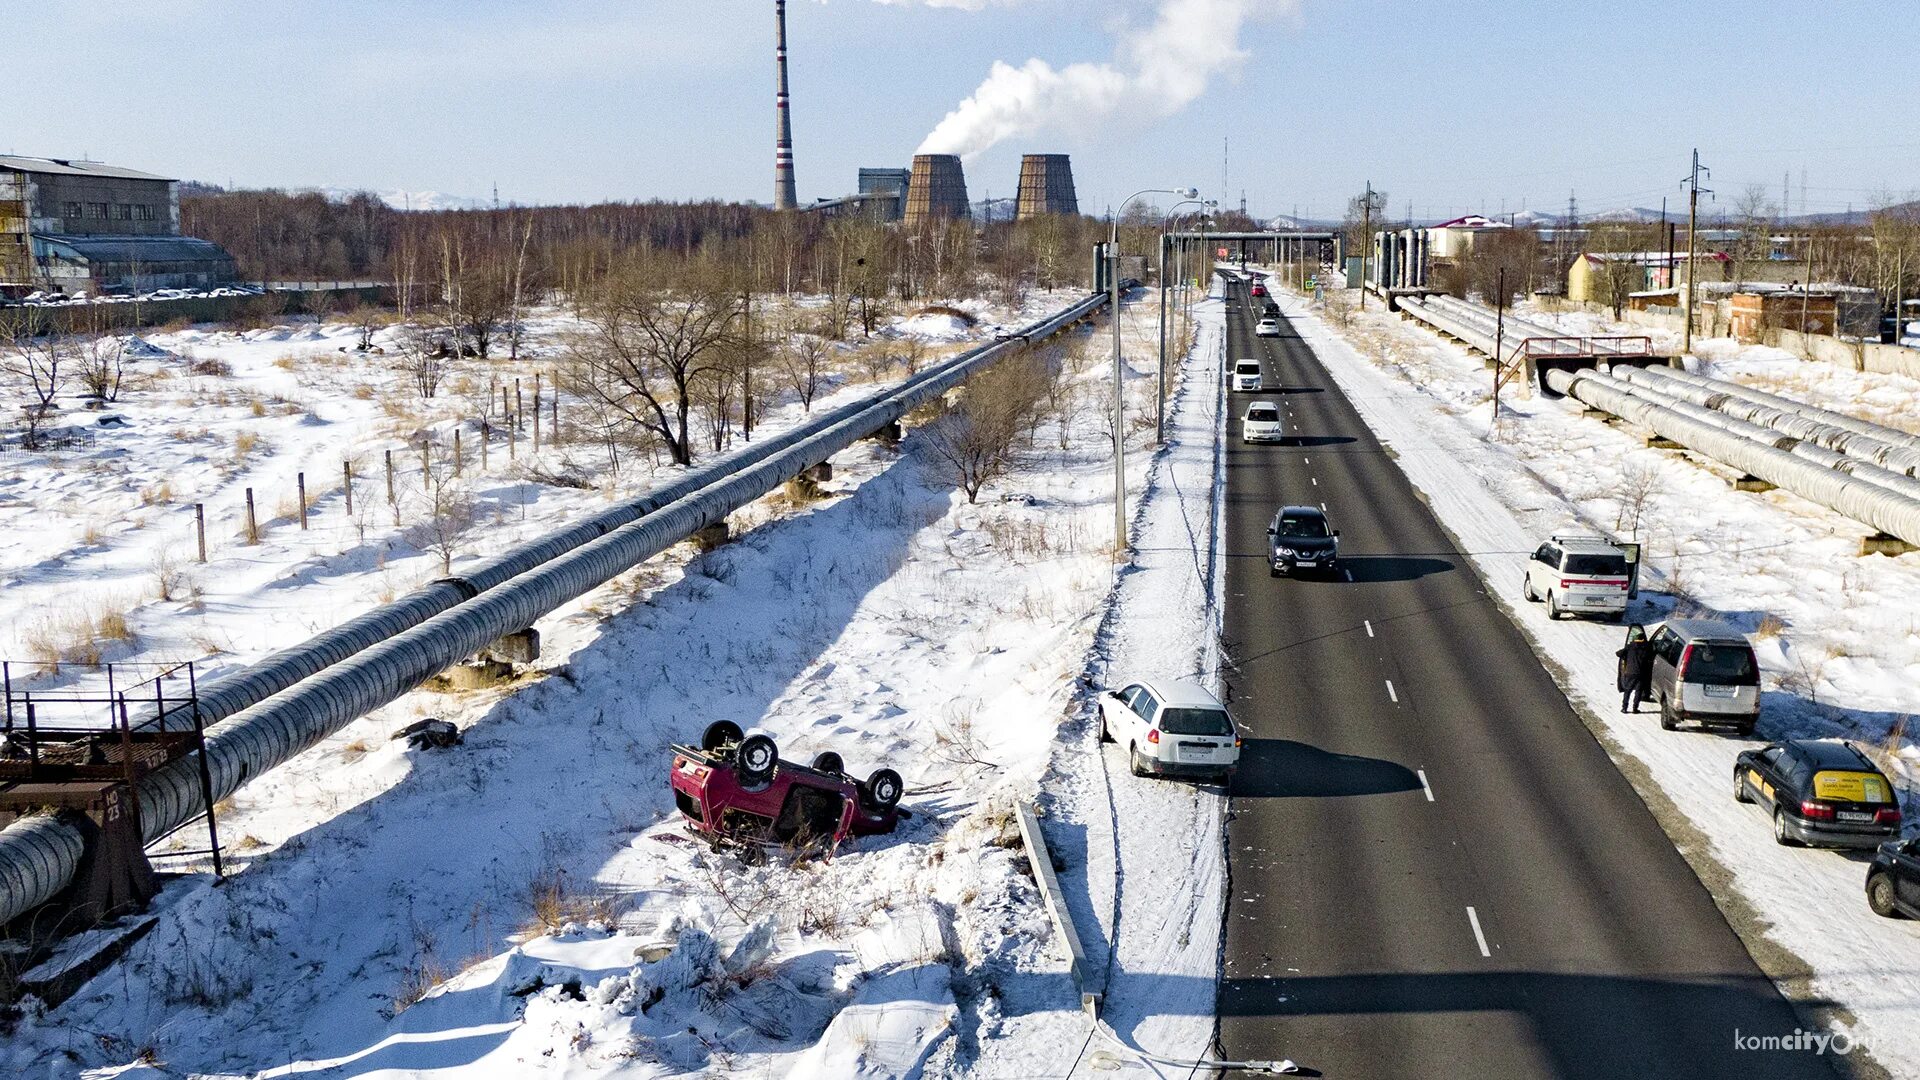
[669,722,907,850]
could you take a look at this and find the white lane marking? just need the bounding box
[1303,456,1310,464]
[1467,907,1491,957]
[1385,680,1398,703]
[1310,477,1318,486]
[1344,568,1354,582]
[1418,769,1435,802]
[1319,502,1327,512]
[1364,619,1374,637]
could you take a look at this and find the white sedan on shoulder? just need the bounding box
[1098,679,1241,779]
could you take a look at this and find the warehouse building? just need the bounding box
[0,156,236,297]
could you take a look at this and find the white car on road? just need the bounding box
[1233,359,1264,392]
[1255,317,1280,337]
[1242,401,1285,444]
[1098,679,1241,779]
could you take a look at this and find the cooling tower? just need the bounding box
[904,154,970,225]
[1015,154,1078,218]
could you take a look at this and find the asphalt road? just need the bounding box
[1214,280,1841,1079]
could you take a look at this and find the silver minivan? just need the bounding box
[1649,619,1760,735]
[1233,359,1264,392]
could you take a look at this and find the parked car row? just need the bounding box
[1524,528,1912,921]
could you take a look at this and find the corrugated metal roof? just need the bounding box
[0,156,175,181]
[33,234,232,263]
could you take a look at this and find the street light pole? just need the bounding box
[1109,186,1196,551]
[1156,197,1205,446]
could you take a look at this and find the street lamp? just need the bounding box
[1110,186,1197,551]
[1156,198,1207,446]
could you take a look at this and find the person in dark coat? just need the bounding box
[1617,624,1653,713]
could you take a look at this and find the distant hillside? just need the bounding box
[181,180,488,212]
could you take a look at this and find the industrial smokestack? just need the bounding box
[773,0,797,210]
[904,154,969,226]
[1015,154,1078,219]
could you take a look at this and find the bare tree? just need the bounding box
[76,334,129,403]
[781,332,831,412]
[2,326,70,447]
[406,462,476,575]
[1729,184,1775,290]
[394,324,451,399]
[565,257,743,466]
[918,356,1048,502]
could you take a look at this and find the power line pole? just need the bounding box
[1358,181,1376,310]
[1681,148,1713,354]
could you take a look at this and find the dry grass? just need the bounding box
[233,431,261,461]
[22,600,137,669]
[1754,613,1787,639]
[249,399,268,418]
[523,864,619,937]
[273,356,298,372]
[139,479,174,506]
[352,384,376,400]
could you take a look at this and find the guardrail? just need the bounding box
[0,284,1133,930]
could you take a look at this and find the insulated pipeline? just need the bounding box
[181,294,1115,728]
[0,285,1128,927]
[1547,367,1920,549]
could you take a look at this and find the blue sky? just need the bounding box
[6,0,1916,220]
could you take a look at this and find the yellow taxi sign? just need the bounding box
[1813,771,1889,804]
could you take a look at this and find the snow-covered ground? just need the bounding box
[0,285,1221,1077]
[1270,278,1920,1076]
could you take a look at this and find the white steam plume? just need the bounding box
[915,0,1285,159]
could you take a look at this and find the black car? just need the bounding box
[1734,739,1902,849]
[1267,506,1338,577]
[1867,837,1920,918]
[1261,300,1280,318]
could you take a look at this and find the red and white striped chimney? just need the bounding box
[774,0,797,210]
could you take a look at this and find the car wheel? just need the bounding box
[1659,698,1679,731]
[1868,873,1903,919]
[1733,768,1750,803]
[864,768,904,809]
[1773,809,1800,847]
[1736,722,1756,737]
[1098,711,1113,744]
[1522,576,1538,602]
[736,733,779,786]
[1269,566,1280,578]
[1129,744,1149,778]
[702,720,744,751]
[1548,593,1565,620]
[810,751,845,775]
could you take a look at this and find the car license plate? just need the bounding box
[1582,596,1604,605]
[1838,811,1874,823]
[1703,685,1736,698]
[1297,561,1316,568]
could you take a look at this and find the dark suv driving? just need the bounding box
[1735,739,1902,848]
[1267,506,1338,577]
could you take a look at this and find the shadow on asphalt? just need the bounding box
[1216,970,1844,1080]
[1230,738,1421,799]
[1286,435,1357,447]
[1338,555,1456,582]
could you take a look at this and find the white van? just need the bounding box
[1522,535,1631,620]
[1233,359,1264,392]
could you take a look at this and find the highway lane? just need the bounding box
[1214,280,1840,1078]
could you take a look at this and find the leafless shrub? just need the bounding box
[405,466,477,575]
[1612,461,1660,536]
[919,356,1049,503]
[152,547,189,602]
[781,333,831,412]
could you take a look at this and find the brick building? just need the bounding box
[0,156,236,297]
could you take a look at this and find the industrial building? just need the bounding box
[0,156,236,297]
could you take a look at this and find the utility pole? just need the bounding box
[1110,238,1125,550]
[1156,231,1169,446]
[1681,148,1713,354]
[1358,181,1375,310]
[1492,266,1507,433]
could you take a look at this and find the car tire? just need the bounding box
[736,733,779,786]
[1548,592,1565,620]
[1868,873,1903,919]
[1773,809,1800,847]
[1098,711,1113,743]
[702,720,745,751]
[1659,698,1679,731]
[810,751,845,775]
[1522,576,1538,602]
[1129,744,1149,778]
[864,768,903,809]
[1269,566,1280,578]
[1733,769,1750,803]
[1735,722,1756,737]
